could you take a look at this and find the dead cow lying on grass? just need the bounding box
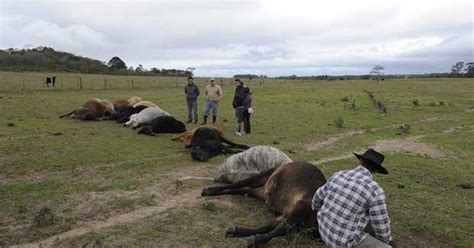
[137,115,186,136]
[110,105,148,123]
[215,145,293,183]
[59,98,110,121]
[202,161,326,247]
[172,125,225,148]
[191,127,249,161]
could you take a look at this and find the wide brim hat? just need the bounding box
[353,148,388,174]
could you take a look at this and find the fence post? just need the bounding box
[22,80,26,90]
[131,78,134,89]
[78,77,83,90]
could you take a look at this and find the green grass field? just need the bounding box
[0,72,473,247]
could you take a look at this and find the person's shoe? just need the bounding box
[234,132,242,137]
[201,115,208,125]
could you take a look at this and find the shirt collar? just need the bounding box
[355,165,373,178]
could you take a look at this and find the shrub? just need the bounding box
[334,117,344,128]
[34,207,54,227]
[341,96,350,102]
[412,99,420,106]
[439,101,445,106]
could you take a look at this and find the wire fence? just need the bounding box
[0,71,271,92]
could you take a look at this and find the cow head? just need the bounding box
[191,147,211,162]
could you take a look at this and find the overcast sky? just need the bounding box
[1,0,472,76]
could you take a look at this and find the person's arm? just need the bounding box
[185,86,188,95]
[217,86,223,101]
[311,182,328,211]
[369,193,392,243]
[196,86,200,97]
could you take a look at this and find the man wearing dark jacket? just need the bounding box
[184,76,200,124]
[232,78,248,136]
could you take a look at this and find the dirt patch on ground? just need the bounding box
[5,163,217,248]
[304,117,443,152]
[372,136,446,159]
[304,129,364,151]
[311,136,447,165]
[442,125,465,134]
[12,188,203,248]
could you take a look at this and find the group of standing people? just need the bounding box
[184,77,253,136]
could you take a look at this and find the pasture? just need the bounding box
[0,72,473,247]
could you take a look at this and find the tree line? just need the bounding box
[0,46,192,77]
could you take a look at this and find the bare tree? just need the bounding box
[370,65,384,82]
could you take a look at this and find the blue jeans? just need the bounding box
[204,100,219,116]
[187,98,198,121]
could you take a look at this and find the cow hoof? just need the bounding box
[201,188,209,197]
[246,236,257,248]
[225,226,237,237]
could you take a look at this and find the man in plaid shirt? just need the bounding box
[312,148,393,248]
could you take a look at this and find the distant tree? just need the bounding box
[107,56,127,70]
[450,61,464,76]
[186,67,195,76]
[135,64,144,73]
[150,67,160,73]
[464,62,474,77]
[370,65,384,82]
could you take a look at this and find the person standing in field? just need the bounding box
[242,87,253,134]
[232,78,249,136]
[184,76,200,124]
[311,148,393,248]
[202,78,223,125]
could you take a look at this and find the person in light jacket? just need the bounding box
[202,78,223,125]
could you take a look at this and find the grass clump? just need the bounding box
[341,96,350,102]
[412,99,420,106]
[201,202,218,212]
[334,117,344,128]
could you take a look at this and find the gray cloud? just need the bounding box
[1,0,472,76]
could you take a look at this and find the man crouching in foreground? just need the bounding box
[312,148,394,248]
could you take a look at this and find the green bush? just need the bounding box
[334,117,344,128]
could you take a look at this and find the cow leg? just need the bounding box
[132,123,142,129]
[221,145,242,154]
[226,217,284,238]
[247,200,315,247]
[204,187,257,197]
[202,168,275,196]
